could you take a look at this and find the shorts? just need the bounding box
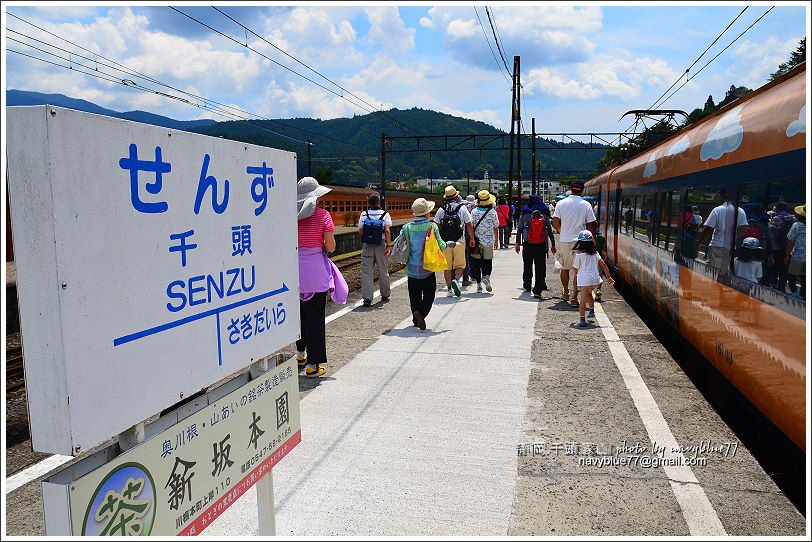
[706,246,729,271]
[469,245,494,260]
[443,242,466,270]
[558,241,576,270]
[788,258,805,276]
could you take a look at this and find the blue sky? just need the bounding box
[3,2,809,136]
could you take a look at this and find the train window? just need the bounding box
[653,192,670,248]
[667,191,682,252]
[742,179,806,297]
[686,185,747,274]
[620,194,635,235]
[635,193,653,243]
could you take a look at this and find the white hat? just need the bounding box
[297,177,331,219]
[412,198,435,216]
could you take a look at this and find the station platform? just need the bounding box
[199,246,805,536]
[4,242,806,536]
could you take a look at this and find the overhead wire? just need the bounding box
[210,6,425,137]
[648,6,749,111]
[474,6,512,84]
[484,6,512,76]
[6,14,370,151]
[657,6,775,108]
[170,6,419,137]
[6,46,314,145]
[617,5,767,144]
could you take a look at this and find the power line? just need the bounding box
[9,48,316,146]
[485,6,513,76]
[210,7,424,137]
[648,6,749,111]
[474,6,512,84]
[6,15,369,151]
[658,7,775,108]
[170,6,419,137]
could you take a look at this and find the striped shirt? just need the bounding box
[298,208,335,248]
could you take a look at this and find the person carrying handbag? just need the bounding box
[391,198,454,330]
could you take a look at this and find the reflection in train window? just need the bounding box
[667,191,681,252]
[653,192,670,248]
[635,193,653,243]
[740,178,805,297]
[620,195,635,235]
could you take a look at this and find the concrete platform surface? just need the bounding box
[202,246,805,536]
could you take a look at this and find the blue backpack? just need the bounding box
[361,210,388,245]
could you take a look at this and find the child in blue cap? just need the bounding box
[572,230,614,326]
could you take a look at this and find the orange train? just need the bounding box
[316,185,444,224]
[585,64,806,450]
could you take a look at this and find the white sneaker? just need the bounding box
[476,283,483,293]
[446,288,454,297]
[483,276,493,292]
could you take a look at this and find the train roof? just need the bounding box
[587,62,806,189]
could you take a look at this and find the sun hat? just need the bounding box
[741,237,761,249]
[466,195,476,203]
[476,189,496,206]
[443,185,460,199]
[795,204,805,217]
[297,177,331,219]
[576,230,593,241]
[412,197,435,216]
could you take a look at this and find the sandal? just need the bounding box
[305,364,325,378]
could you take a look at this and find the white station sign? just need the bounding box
[6,106,300,455]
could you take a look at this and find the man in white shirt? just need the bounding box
[698,188,748,273]
[434,186,475,297]
[358,193,392,305]
[552,180,597,305]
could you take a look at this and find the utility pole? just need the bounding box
[515,55,522,206]
[306,140,312,177]
[380,133,386,209]
[507,58,517,204]
[531,118,536,195]
[467,171,470,195]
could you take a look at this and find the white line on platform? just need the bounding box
[6,275,409,493]
[324,275,408,324]
[5,454,72,494]
[592,302,727,536]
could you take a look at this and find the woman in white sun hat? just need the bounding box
[296,177,347,378]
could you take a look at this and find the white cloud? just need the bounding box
[643,152,658,177]
[786,104,805,136]
[364,7,415,52]
[343,55,427,88]
[666,135,691,156]
[525,54,681,101]
[701,106,744,161]
[420,6,601,70]
[730,36,801,89]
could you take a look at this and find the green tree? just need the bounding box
[770,38,806,81]
[703,95,716,112]
[315,166,334,184]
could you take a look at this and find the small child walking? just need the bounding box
[572,230,614,327]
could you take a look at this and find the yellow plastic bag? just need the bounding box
[423,225,448,272]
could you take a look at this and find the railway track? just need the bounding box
[6,346,24,392]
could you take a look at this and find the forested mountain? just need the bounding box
[189,108,608,186]
[6,89,607,186]
[6,89,218,130]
